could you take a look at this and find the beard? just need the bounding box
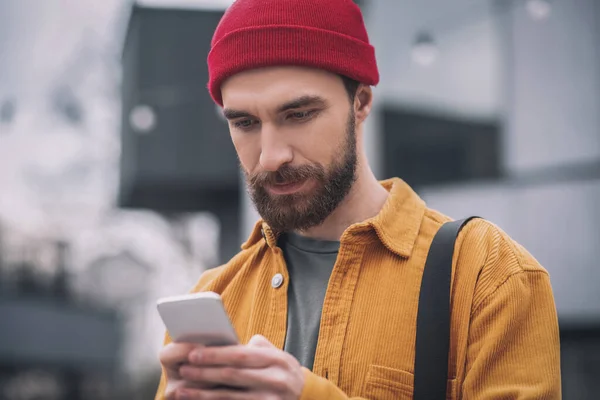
[244,109,358,233]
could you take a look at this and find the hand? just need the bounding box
[160,335,305,400]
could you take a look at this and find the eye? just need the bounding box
[233,119,258,130]
[287,110,316,121]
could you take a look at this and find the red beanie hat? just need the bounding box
[207,0,379,106]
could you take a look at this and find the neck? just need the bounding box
[296,156,389,241]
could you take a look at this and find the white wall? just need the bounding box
[422,180,600,322]
[505,0,600,172]
[367,0,503,119]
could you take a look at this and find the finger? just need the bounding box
[166,379,216,399]
[247,335,275,348]
[160,343,199,375]
[175,387,264,400]
[189,346,284,369]
[179,365,289,392]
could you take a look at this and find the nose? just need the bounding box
[259,125,293,172]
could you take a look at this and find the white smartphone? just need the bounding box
[157,291,239,346]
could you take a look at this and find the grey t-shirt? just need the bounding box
[279,232,340,370]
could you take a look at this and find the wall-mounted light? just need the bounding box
[412,31,438,67]
[526,0,552,21]
[129,105,156,134]
[52,86,83,126]
[0,99,17,126]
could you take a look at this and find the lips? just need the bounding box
[266,179,308,195]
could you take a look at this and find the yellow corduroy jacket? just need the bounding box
[155,178,561,399]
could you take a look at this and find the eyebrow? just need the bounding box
[276,95,328,113]
[222,95,328,121]
[222,109,254,120]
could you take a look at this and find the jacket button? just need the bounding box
[271,273,284,289]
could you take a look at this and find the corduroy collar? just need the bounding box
[241,178,426,258]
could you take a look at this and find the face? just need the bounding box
[220,67,359,233]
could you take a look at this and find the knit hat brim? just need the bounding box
[207,25,379,106]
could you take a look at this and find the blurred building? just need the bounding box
[0,0,599,398]
[0,0,217,397]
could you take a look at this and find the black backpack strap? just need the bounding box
[413,217,479,400]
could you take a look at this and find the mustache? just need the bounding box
[248,164,324,187]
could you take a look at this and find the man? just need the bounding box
[156,0,561,398]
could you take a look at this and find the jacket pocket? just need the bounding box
[363,364,457,400]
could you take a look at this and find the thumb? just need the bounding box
[248,334,275,348]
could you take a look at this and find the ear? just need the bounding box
[353,85,373,124]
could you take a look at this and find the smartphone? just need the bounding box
[157,291,239,346]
